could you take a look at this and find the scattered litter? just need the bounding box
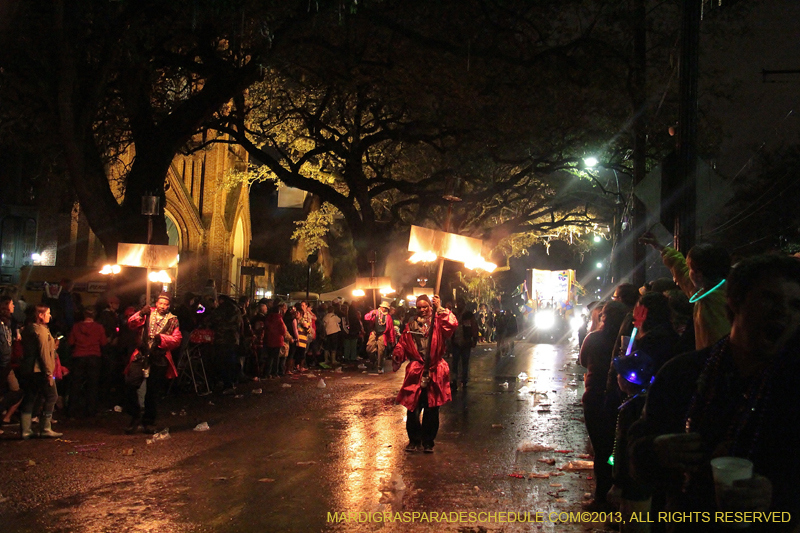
[474,486,480,491]
[508,473,525,479]
[306,374,317,379]
[0,493,8,503]
[517,385,531,394]
[555,498,567,503]
[500,381,509,390]
[27,460,36,466]
[528,473,550,479]
[74,443,106,452]
[179,409,187,416]
[577,454,593,460]
[146,428,171,444]
[517,442,553,453]
[212,476,229,481]
[122,448,134,456]
[54,438,76,443]
[258,478,275,483]
[537,458,556,465]
[549,483,563,487]
[208,401,215,405]
[584,493,592,499]
[234,394,244,399]
[491,424,504,429]
[555,449,574,454]
[296,461,317,466]
[358,364,367,369]
[334,367,343,373]
[193,422,210,432]
[281,384,292,388]
[550,471,565,477]
[517,372,529,381]
[362,371,368,374]
[560,460,594,471]
[171,412,177,416]
[570,417,585,422]
[323,394,331,398]
[341,376,352,379]
[113,405,123,413]
[379,473,406,510]
[252,388,263,394]
[317,379,327,388]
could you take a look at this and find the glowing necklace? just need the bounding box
[688,278,726,303]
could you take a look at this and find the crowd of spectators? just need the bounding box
[578,236,800,532]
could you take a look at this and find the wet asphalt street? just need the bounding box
[0,336,612,533]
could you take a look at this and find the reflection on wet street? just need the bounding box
[1,338,608,533]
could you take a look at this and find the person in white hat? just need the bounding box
[363,300,396,374]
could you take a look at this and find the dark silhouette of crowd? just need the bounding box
[577,236,800,532]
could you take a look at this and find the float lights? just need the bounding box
[100,264,121,275]
[352,289,366,297]
[408,251,438,263]
[148,270,172,283]
[584,156,599,168]
[593,235,602,243]
[265,291,273,298]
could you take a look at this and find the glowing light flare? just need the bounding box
[100,264,121,275]
[379,287,396,296]
[463,256,497,273]
[352,289,365,297]
[148,270,172,283]
[31,253,42,262]
[593,235,602,243]
[408,251,438,263]
[584,156,599,168]
[570,315,584,331]
[534,310,556,330]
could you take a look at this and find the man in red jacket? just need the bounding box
[67,307,107,417]
[124,293,182,434]
[392,294,458,453]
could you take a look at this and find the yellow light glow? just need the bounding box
[464,256,497,273]
[379,287,395,295]
[408,251,438,263]
[99,264,121,275]
[352,289,365,297]
[406,294,417,301]
[148,270,172,283]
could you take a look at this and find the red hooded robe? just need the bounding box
[392,308,458,411]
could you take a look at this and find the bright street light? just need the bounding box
[584,156,599,168]
[596,262,603,269]
[593,234,602,243]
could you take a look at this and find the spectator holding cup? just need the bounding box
[628,254,800,531]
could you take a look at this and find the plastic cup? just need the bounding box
[711,457,753,528]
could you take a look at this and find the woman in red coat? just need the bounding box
[391,294,457,453]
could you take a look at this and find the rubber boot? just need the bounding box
[38,414,63,438]
[21,413,34,440]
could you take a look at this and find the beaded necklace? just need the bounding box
[688,278,726,303]
[148,312,171,339]
[683,336,780,458]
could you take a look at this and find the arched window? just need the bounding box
[164,211,182,250]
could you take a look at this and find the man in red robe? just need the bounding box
[124,293,182,434]
[392,294,458,453]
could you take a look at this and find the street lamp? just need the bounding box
[142,193,160,305]
[596,262,603,269]
[593,234,602,243]
[584,156,599,168]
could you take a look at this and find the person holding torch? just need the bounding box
[392,294,458,453]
